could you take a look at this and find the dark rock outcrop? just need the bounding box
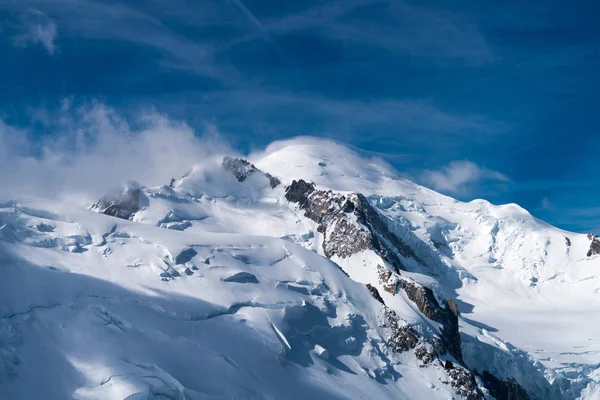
[384,306,482,399]
[366,283,385,305]
[587,233,600,257]
[377,265,463,363]
[444,365,484,400]
[284,179,423,272]
[384,308,420,352]
[91,184,145,220]
[222,156,280,188]
[481,371,530,400]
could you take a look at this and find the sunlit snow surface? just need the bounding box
[1,137,600,399]
[0,197,459,399]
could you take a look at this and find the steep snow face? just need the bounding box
[0,198,475,400]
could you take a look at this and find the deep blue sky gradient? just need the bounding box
[1,0,599,232]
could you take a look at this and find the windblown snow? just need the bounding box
[1,137,599,399]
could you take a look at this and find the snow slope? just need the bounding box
[0,197,469,400]
[2,136,599,399]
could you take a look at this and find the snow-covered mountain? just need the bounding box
[2,137,599,399]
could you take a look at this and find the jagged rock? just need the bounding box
[285,180,423,271]
[587,233,600,257]
[284,179,315,208]
[285,181,372,258]
[222,156,255,182]
[445,365,484,400]
[366,284,385,305]
[222,156,280,188]
[91,183,145,220]
[384,308,420,352]
[414,342,436,365]
[399,280,462,363]
[352,193,424,270]
[480,371,530,400]
[385,307,481,398]
[377,265,399,295]
[265,173,282,189]
[384,307,435,367]
[377,265,463,363]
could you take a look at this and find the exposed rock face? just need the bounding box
[365,283,384,305]
[480,371,530,400]
[587,233,600,257]
[443,364,484,400]
[377,265,463,363]
[384,306,482,399]
[285,180,372,257]
[285,179,423,271]
[286,180,487,398]
[384,308,420,353]
[91,184,145,220]
[222,156,281,188]
[284,179,315,208]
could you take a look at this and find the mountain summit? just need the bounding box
[1,138,598,399]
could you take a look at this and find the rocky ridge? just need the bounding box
[284,179,422,271]
[90,183,146,220]
[285,178,531,400]
[587,233,600,257]
[222,156,281,188]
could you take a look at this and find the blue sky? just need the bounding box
[1,0,599,232]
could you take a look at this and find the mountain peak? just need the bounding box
[251,137,407,193]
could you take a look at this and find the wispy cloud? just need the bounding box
[325,2,493,64]
[226,0,274,46]
[228,0,493,64]
[1,0,233,79]
[0,100,231,205]
[1,0,494,81]
[163,89,503,153]
[13,10,58,55]
[540,197,553,210]
[421,160,509,195]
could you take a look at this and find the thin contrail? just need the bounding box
[227,0,275,46]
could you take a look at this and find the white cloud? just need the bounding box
[14,10,58,55]
[0,101,231,206]
[421,160,509,195]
